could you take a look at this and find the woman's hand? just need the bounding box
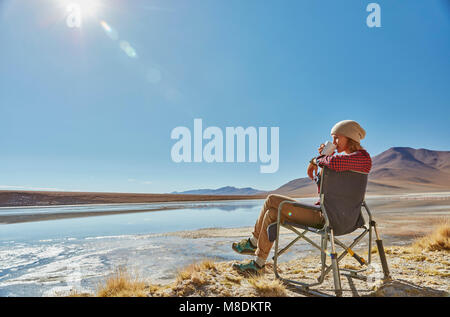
[318,143,325,155]
[307,162,318,180]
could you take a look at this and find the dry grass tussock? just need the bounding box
[69,267,152,297]
[247,275,287,297]
[411,219,450,252]
[172,259,218,296]
[170,260,288,297]
[96,267,146,297]
[95,267,158,297]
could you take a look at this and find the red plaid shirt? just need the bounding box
[316,149,372,173]
[314,149,372,196]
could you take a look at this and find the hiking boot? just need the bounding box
[232,238,257,256]
[232,260,264,275]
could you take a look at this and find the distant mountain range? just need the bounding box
[1,147,448,207]
[368,147,450,193]
[173,147,450,196]
[171,186,266,196]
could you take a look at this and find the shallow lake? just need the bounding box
[0,198,282,296]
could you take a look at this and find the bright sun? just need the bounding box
[63,0,101,19]
[60,0,102,28]
[76,0,100,17]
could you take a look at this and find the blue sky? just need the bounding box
[0,0,449,193]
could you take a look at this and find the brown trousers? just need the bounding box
[252,194,325,260]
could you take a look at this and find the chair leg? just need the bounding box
[318,234,328,283]
[273,218,282,279]
[331,255,342,297]
[329,229,342,297]
[372,221,391,280]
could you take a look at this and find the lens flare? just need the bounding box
[100,20,111,32]
[147,67,162,84]
[120,41,137,58]
[100,20,118,40]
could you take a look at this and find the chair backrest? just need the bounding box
[320,167,368,236]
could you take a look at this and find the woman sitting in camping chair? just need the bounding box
[232,120,372,274]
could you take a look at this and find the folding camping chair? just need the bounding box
[269,166,391,297]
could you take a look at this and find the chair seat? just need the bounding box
[266,202,323,242]
[289,202,321,211]
[267,221,325,242]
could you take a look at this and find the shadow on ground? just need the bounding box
[282,277,449,297]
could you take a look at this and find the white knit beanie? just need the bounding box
[330,120,366,143]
